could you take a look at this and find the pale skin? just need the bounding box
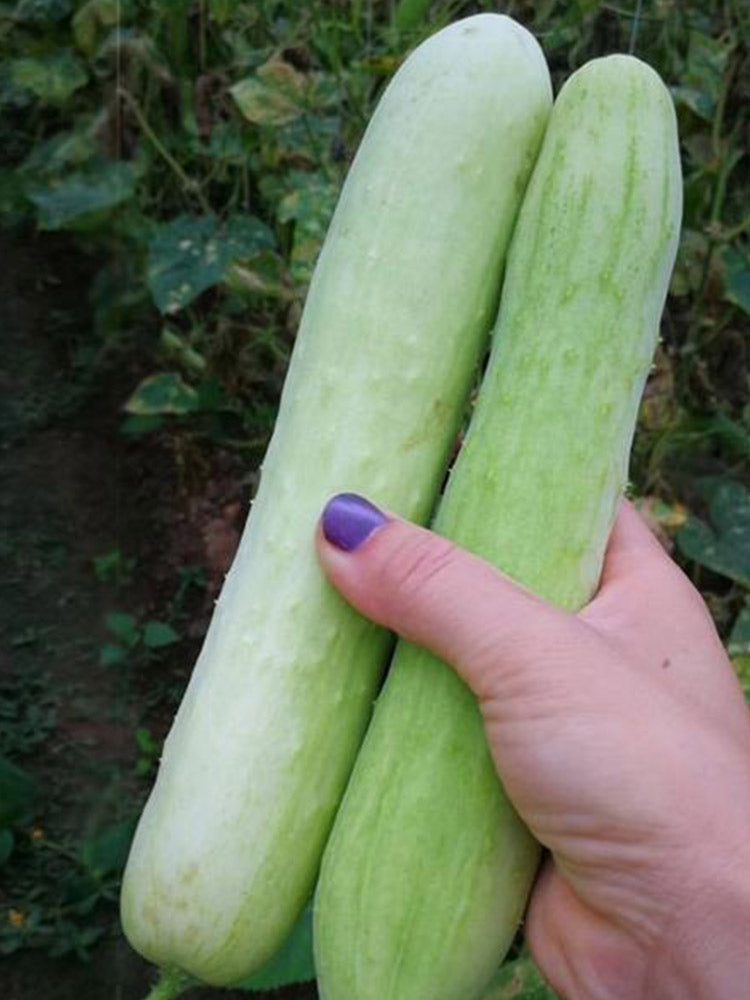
[317,499,750,1000]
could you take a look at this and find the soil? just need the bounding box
[0,231,315,999]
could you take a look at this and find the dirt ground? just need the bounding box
[0,234,315,999]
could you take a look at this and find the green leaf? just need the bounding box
[147,213,275,314]
[0,754,36,827]
[226,246,289,303]
[209,0,234,23]
[135,727,159,754]
[270,169,339,284]
[204,120,252,163]
[238,902,314,990]
[11,51,87,104]
[160,327,207,373]
[60,871,100,910]
[105,611,140,647]
[677,478,750,587]
[142,620,179,649]
[670,229,708,298]
[27,161,137,229]
[80,817,136,876]
[392,0,433,33]
[483,950,559,999]
[124,373,199,416]
[651,411,750,465]
[276,170,337,230]
[90,253,150,338]
[0,166,30,227]
[195,379,230,413]
[671,84,715,121]
[720,245,750,316]
[273,113,340,168]
[13,0,72,22]
[729,604,750,657]
[232,75,300,126]
[0,828,14,866]
[733,655,750,703]
[99,642,128,666]
[672,30,731,121]
[19,128,97,178]
[120,413,165,436]
[688,414,750,461]
[92,548,135,585]
[72,0,132,55]
[231,58,307,126]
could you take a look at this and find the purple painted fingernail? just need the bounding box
[322,493,388,552]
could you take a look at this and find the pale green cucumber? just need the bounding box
[314,54,682,1000]
[120,14,552,987]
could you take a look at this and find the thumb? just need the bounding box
[317,492,579,702]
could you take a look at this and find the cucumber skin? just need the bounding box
[119,15,552,986]
[314,55,683,1000]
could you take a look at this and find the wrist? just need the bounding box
[647,854,750,999]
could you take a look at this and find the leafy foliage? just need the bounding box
[99,609,180,666]
[729,601,750,656]
[721,245,750,315]
[13,0,73,25]
[125,372,199,415]
[0,816,136,959]
[79,817,136,877]
[10,48,86,102]
[0,753,36,829]
[147,213,274,314]
[483,949,558,999]
[734,653,750,702]
[27,160,138,228]
[677,478,750,587]
[239,903,315,991]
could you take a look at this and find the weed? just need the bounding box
[133,728,160,779]
[1,817,136,960]
[92,549,136,587]
[0,669,58,759]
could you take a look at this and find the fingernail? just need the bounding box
[322,493,388,552]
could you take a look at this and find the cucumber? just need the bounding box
[120,14,552,986]
[314,54,683,1000]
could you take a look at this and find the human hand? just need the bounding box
[318,494,750,1000]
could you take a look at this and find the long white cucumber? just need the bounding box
[314,54,682,1000]
[120,14,552,986]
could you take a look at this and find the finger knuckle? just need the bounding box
[382,533,460,605]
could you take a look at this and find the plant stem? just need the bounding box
[686,51,744,344]
[198,0,206,71]
[722,210,750,241]
[600,1,659,21]
[628,0,644,54]
[392,0,433,34]
[118,87,212,215]
[142,967,197,1000]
